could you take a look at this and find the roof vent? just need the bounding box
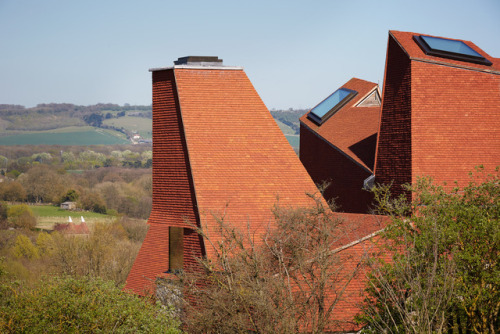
[174,56,223,66]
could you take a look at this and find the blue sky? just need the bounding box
[1,0,499,110]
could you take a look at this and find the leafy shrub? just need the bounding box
[6,204,36,229]
[0,276,181,333]
[12,235,39,259]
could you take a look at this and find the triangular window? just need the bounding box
[356,90,381,107]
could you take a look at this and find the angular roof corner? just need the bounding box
[300,78,381,172]
[388,30,500,73]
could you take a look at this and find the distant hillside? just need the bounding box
[0,104,308,148]
[0,103,152,145]
[270,109,308,150]
[0,103,151,131]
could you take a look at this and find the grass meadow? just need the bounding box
[31,205,114,230]
[0,126,128,146]
[102,116,152,139]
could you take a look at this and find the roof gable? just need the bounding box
[300,78,381,172]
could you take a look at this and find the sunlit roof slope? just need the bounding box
[300,78,381,172]
[375,31,500,198]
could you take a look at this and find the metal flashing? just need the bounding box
[149,65,243,72]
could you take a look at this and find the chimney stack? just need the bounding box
[174,56,223,66]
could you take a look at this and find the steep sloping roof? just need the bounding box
[300,78,381,172]
[173,67,323,260]
[389,30,500,73]
[375,31,500,191]
[126,63,388,332]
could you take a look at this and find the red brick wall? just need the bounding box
[125,69,204,294]
[300,124,374,213]
[374,35,412,199]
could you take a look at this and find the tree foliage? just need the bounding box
[359,168,500,333]
[6,204,36,229]
[176,195,363,333]
[0,276,181,333]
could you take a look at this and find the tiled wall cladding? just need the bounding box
[150,70,199,224]
[374,35,412,200]
[125,69,204,294]
[376,32,500,198]
[410,60,500,190]
[300,124,374,213]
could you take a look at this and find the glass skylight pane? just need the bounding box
[420,35,482,58]
[311,88,352,118]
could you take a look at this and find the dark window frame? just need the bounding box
[413,35,492,66]
[308,88,358,125]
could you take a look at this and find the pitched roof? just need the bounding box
[376,31,500,191]
[389,30,500,73]
[172,67,324,260]
[53,222,89,234]
[300,78,381,172]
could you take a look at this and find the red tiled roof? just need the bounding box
[125,66,387,331]
[376,31,500,192]
[125,66,330,295]
[173,67,323,261]
[53,222,90,234]
[300,78,381,172]
[389,30,500,73]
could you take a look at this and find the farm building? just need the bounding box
[300,31,500,212]
[53,222,90,235]
[126,30,499,331]
[60,201,76,210]
[124,56,385,332]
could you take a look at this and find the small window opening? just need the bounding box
[169,226,184,272]
[356,90,381,107]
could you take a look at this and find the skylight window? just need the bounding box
[308,88,357,125]
[414,35,492,66]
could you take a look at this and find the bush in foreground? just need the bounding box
[358,168,499,333]
[0,276,181,333]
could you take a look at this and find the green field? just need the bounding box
[0,126,129,146]
[102,116,152,139]
[30,205,114,230]
[30,205,111,219]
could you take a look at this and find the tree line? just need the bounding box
[0,146,152,218]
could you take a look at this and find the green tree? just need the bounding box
[18,165,66,203]
[0,181,27,202]
[12,235,39,259]
[7,204,36,229]
[358,168,500,333]
[59,189,78,203]
[0,276,181,333]
[36,232,55,257]
[78,190,106,214]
